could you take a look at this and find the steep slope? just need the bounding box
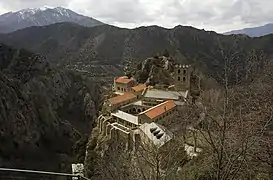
[0,43,102,172]
[0,23,273,84]
[224,23,273,37]
[0,7,103,33]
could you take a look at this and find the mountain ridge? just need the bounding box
[0,22,272,85]
[0,7,104,33]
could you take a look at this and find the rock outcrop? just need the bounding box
[133,55,176,86]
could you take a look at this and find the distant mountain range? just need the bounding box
[0,22,271,86]
[2,6,273,38]
[224,23,273,37]
[0,6,104,33]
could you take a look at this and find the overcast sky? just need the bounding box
[0,0,272,33]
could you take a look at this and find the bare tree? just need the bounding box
[85,125,188,180]
[132,135,187,180]
[178,40,273,180]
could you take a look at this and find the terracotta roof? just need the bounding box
[108,92,137,105]
[115,77,134,84]
[142,100,176,119]
[132,84,146,92]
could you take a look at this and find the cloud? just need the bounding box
[68,0,153,24]
[1,0,273,33]
[0,3,8,14]
[0,0,68,11]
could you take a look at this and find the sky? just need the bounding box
[0,0,272,33]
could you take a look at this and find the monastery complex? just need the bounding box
[98,62,197,152]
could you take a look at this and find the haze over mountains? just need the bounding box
[224,23,273,37]
[0,7,104,33]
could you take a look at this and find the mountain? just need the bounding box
[1,23,272,85]
[224,23,273,37]
[0,43,102,173]
[1,20,273,179]
[0,7,103,33]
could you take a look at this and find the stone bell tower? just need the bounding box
[174,64,192,90]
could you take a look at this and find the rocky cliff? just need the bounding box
[0,43,102,172]
[131,55,176,86]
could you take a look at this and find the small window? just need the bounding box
[117,87,120,90]
[183,77,186,82]
[178,77,181,81]
[178,69,181,74]
[183,69,186,74]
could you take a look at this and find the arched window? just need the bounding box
[178,77,181,81]
[178,69,181,74]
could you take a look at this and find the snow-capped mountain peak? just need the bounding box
[54,7,71,17]
[16,6,63,18]
[0,7,104,33]
[17,8,39,17]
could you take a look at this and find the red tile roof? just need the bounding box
[115,77,134,84]
[143,100,176,119]
[132,84,146,92]
[108,92,137,105]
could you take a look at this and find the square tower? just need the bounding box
[174,64,192,90]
